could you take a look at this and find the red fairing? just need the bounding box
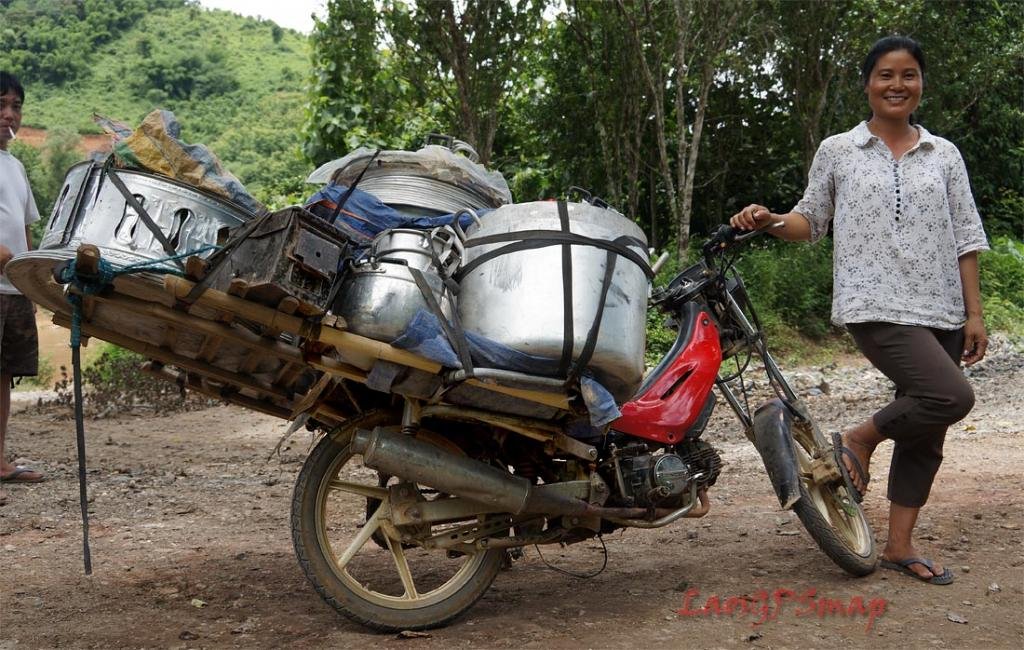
[613,311,721,445]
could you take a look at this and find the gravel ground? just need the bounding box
[1,336,1021,649]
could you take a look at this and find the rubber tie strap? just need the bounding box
[102,158,185,272]
[556,200,574,377]
[453,232,652,282]
[566,249,618,388]
[408,266,474,379]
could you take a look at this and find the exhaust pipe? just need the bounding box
[351,427,591,516]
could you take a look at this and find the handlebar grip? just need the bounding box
[716,224,739,242]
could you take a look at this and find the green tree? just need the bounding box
[304,0,425,164]
[381,0,544,166]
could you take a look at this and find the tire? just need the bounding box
[789,419,878,576]
[291,410,506,632]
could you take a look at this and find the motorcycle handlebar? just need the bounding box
[702,224,761,258]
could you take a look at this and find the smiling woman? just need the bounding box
[864,49,923,125]
[729,34,989,589]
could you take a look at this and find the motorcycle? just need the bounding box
[289,224,877,632]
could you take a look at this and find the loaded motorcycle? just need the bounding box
[6,150,876,634]
[289,224,878,632]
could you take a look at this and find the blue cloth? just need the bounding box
[391,309,621,427]
[304,183,489,250]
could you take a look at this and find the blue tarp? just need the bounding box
[305,183,488,251]
[390,309,622,428]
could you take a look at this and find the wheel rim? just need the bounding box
[312,443,494,610]
[791,423,874,557]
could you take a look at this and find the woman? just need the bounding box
[730,36,988,585]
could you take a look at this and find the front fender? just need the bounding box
[751,399,801,510]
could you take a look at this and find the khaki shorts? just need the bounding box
[0,293,39,378]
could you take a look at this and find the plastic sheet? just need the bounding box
[307,145,512,208]
[94,110,263,215]
[390,309,622,427]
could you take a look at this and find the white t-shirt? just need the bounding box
[1,149,41,294]
[793,122,988,330]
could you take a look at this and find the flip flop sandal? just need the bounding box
[880,557,954,585]
[832,432,869,503]
[0,466,45,484]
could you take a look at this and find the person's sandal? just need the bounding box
[0,466,45,484]
[832,432,869,503]
[879,557,954,585]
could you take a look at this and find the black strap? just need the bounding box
[566,249,618,387]
[328,148,381,226]
[72,340,92,574]
[464,228,648,254]
[103,162,185,272]
[408,267,474,378]
[315,149,382,313]
[179,208,276,307]
[556,201,574,376]
[453,232,652,282]
[320,259,352,313]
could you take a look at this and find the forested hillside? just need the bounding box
[0,0,310,206]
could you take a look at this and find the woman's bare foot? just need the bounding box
[840,431,875,495]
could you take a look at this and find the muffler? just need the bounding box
[351,427,591,516]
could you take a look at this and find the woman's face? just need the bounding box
[865,49,923,122]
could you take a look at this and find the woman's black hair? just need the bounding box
[0,71,25,102]
[861,36,926,86]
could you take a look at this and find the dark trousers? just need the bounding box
[846,322,974,508]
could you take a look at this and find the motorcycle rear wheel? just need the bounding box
[291,410,506,631]
[789,419,878,576]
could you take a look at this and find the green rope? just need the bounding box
[55,244,218,575]
[57,245,218,347]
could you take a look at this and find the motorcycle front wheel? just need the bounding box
[291,410,506,632]
[789,418,878,576]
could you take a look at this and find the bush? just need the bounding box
[644,236,840,363]
[17,355,55,390]
[47,344,216,416]
[980,236,1024,338]
[732,237,836,339]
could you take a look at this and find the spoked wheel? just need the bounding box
[789,418,877,576]
[291,411,506,632]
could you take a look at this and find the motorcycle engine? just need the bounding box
[609,441,722,508]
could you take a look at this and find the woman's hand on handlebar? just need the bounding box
[730,204,776,231]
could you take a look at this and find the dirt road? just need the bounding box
[2,344,1022,649]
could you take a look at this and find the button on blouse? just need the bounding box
[792,121,989,330]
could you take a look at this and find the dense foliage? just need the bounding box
[306,0,1023,251]
[44,345,217,414]
[3,0,1021,363]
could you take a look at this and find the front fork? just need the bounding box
[712,283,840,508]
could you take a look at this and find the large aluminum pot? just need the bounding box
[39,161,252,266]
[7,161,254,315]
[456,201,650,403]
[333,259,451,343]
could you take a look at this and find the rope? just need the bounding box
[56,244,218,574]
